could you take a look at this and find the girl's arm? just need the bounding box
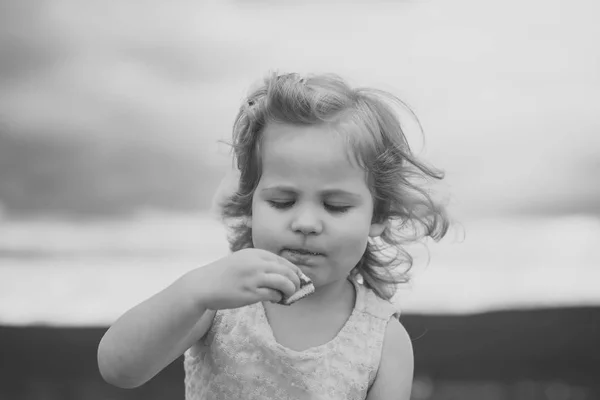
[366,319,414,400]
[97,248,301,389]
[97,268,215,389]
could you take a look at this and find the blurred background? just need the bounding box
[1,0,599,399]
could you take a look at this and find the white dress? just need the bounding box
[184,275,401,400]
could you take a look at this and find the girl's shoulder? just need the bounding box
[352,276,401,322]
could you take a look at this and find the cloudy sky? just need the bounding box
[2,0,600,324]
[1,0,599,221]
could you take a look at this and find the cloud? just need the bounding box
[0,130,224,218]
[0,0,599,219]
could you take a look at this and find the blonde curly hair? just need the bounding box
[217,72,449,301]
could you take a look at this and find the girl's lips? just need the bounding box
[283,248,323,255]
[281,249,323,266]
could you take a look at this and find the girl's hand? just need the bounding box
[196,248,302,310]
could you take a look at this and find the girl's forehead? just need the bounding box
[259,123,369,188]
[261,122,363,168]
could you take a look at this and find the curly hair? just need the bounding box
[218,72,449,301]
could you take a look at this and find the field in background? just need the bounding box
[1,308,599,400]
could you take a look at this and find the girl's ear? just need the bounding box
[368,221,388,237]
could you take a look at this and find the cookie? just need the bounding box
[278,270,315,306]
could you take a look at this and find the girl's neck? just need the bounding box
[288,276,355,314]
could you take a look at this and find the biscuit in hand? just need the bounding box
[278,270,315,306]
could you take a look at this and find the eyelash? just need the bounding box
[325,204,351,213]
[268,201,294,209]
[267,201,351,213]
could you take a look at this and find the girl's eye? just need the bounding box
[268,200,295,209]
[325,204,351,213]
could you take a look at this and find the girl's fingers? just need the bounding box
[259,273,297,298]
[270,257,301,290]
[255,287,284,304]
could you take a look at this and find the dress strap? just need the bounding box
[349,275,401,321]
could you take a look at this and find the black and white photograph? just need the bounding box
[1,1,599,399]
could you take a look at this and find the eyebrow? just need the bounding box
[260,185,361,199]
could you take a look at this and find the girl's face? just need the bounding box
[251,122,386,289]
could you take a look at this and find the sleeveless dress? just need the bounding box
[184,275,401,400]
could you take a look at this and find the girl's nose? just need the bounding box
[290,207,323,235]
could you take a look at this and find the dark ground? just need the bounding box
[1,307,599,400]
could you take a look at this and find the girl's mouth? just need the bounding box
[281,248,324,265]
[284,248,323,256]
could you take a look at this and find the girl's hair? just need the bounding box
[219,72,449,301]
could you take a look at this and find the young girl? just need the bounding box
[98,72,448,399]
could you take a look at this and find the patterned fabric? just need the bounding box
[184,275,400,400]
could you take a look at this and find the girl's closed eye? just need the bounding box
[324,203,351,213]
[268,200,295,209]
